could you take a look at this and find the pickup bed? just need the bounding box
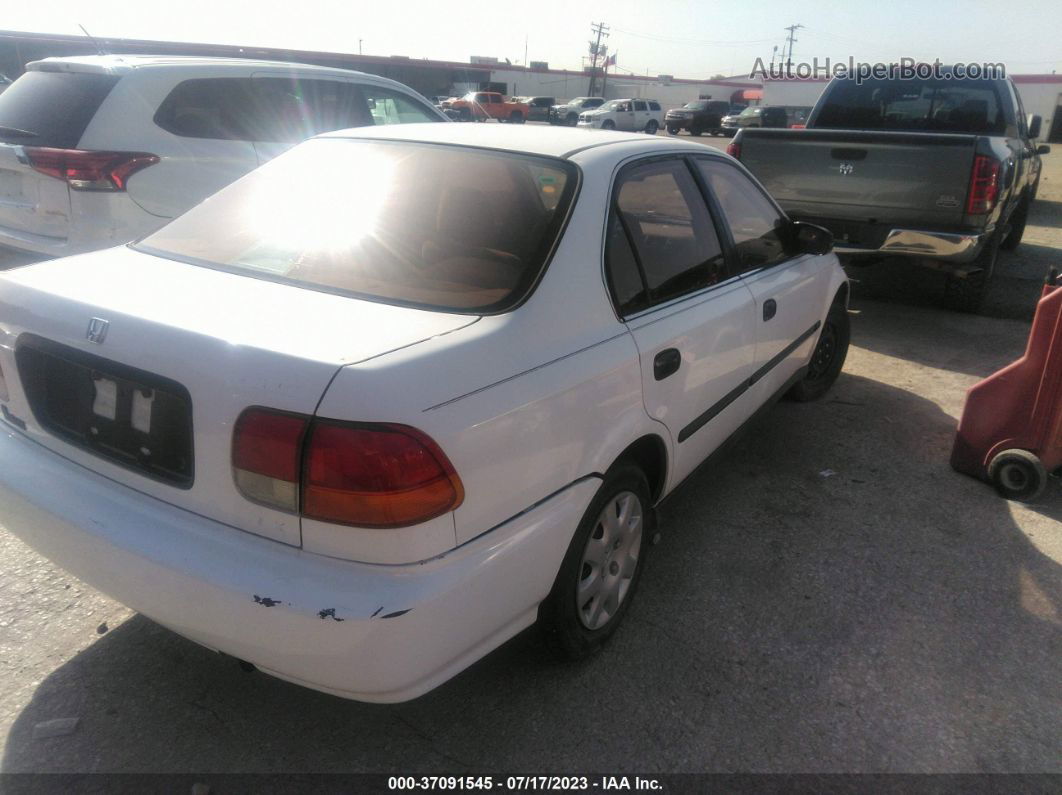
[730,71,1050,311]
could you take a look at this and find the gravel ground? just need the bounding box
[0,139,1059,775]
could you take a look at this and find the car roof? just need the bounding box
[320,122,731,162]
[25,54,387,82]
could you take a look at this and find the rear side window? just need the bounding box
[814,78,1006,134]
[610,159,726,308]
[0,71,119,148]
[362,86,438,125]
[634,101,648,112]
[648,101,661,111]
[136,139,578,314]
[695,160,788,272]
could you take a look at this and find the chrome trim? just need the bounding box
[834,228,989,261]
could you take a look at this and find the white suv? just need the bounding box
[577,98,664,134]
[0,55,446,258]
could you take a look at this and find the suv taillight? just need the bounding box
[232,408,464,528]
[966,155,1000,215]
[23,147,159,191]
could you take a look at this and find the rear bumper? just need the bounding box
[833,228,991,262]
[0,424,597,702]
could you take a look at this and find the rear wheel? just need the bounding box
[988,449,1047,502]
[943,230,1000,314]
[1000,196,1029,251]
[644,119,659,135]
[540,465,651,659]
[787,299,850,402]
[690,125,703,137]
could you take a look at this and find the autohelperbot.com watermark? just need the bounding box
[750,57,1007,84]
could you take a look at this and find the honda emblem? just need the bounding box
[86,317,109,344]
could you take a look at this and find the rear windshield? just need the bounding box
[136,139,578,313]
[0,71,119,148]
[814,78,1007,134]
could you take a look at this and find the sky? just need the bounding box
[5,0,1062,78]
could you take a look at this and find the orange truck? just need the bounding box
[441,92,530,123]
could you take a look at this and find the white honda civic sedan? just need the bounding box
[0,124,848,702]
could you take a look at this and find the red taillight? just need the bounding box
[23,147,159,191]
[231,409,464,528]
[789,124,806,129]
[232,408,308,511]
[966,155,1000,215]
[304,422,464,528]
[726,141,741,159]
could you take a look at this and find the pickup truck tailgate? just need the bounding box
[739,129,978,228]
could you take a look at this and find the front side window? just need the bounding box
[137,140,577,313]
[362,86,439,125]
[695,159,789,272]
[608,159,726,310]
[248,78,371,141]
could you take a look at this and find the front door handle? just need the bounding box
[653,348,682,381]
[763,299,777,321]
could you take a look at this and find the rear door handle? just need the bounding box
[763,299,777,321]
[653,348,682,381]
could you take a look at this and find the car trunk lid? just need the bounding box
[0,246,477,546]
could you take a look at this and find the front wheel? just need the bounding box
[540,465,652,659]
[666,125,679,136]
[566,113,579,126]
[601,119,616,130]
[510,110,525,124]
[787,299,851,402]
[644,120,659,135]
[988,449,1047,502]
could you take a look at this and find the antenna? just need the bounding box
[78,24,108,56]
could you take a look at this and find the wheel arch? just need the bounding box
[609,434,669,504]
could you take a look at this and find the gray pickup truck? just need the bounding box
[730,71,1050,311]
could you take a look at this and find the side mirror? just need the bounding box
[1037,144,1051,155]
[1028,114,1042,139]
[790,221,834,256]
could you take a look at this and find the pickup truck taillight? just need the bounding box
[966,155,1001,215]
[232,408,464,528]
[726,141,741,159]
[23,147,160,191]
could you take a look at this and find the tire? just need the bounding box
[458,107,471,122]
[988,449,1047,502]
[666,125,679,136]
[566,113,578,126]
[787,298,851,402]
[942,229,1000,314]
[1000,196,1029,251]
[690,126,703,137]
[644,120,659,135]
[601,120,616,130]
[510,111,525,124]
[540,465,652,659]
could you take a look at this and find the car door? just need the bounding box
[633,100,650,130]
[605,156,758,485]
[614,101,635,130]
[693,157,827,405]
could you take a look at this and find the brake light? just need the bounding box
[232,409,464,528]
[790,124,806,129]
[232,409,308,511]
[726,141,741,159]
[966,155,1000,214]
[23,147,159,191]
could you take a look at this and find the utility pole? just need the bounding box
[358,39,363,55]
[770,45,778,70]
[588,21,609,96]
[783,24,803,75]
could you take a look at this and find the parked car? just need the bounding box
[549,97,605,125]
[0,55,446,259]
[665,99,732,136]
[0,74,11,97]
[577,98,664,134]
[0,123,849,703]
[787,106,813,128]
[730,70,1050,312]
[523,96,556,122]
[722,105,789,134]
[440,92,529,123]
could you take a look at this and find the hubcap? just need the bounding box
[576,491,643,630]
[1000,463,1029,492]
[808,323,838,380]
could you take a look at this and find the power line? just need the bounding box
[611,26,775,47]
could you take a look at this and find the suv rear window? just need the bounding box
[0,71,119,148]
[814,78,1006,134]
[136,139,578,314]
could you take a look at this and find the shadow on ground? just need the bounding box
[4,364,1060,773]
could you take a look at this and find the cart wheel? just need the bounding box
[988,449,1047,502]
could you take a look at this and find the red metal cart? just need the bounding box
[951,268,1062,501]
